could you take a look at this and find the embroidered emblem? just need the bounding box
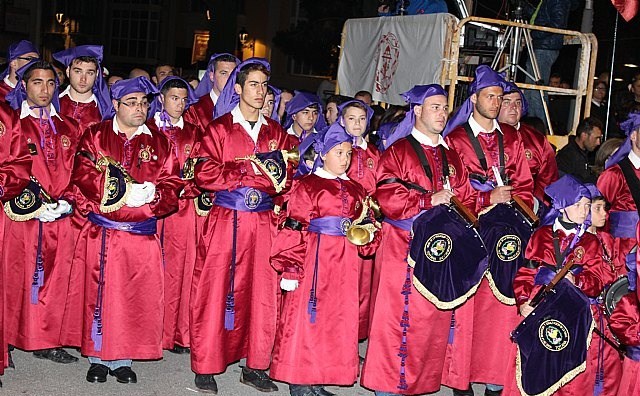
[184,144,192,156]
[244,188,262,210]
[374,32,400,94]
[106,177,119,200]
[448,165,456,177]
[61,135,71,149]
[424,233,453,263]
[264,158,283,179]
[340,218,352,236]
[367,158,375,169]
[0,120,5,137]
[139,145,152,162]
[269,139,278,151]
[524,149,533,161]
[574,246,585,261]
[496,235,521,262]
[538,319,570,352]
[16,189,36,210]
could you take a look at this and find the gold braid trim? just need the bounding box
[515,309,595,396]
[99,166,132,213]
[485,271,517,305]
[247,154,286,194]
[3,200,46,222]
[408,254,486,310]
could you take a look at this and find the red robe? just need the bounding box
[190,112,292,374]
[442,122,534,389]
[0,103,32,375]
[517,123,558,203]
[72,120,181,360]
[361,135,475,394]
[346,142,380,339]
[3,109,81,350]
[147,117,201,349]
[505,226,620,396]
[597,163,639,257]
[609,293,640,396]
[184,94,214,132]
[270,173,376,385]
[0,80,13,103]
[58,94,102,134]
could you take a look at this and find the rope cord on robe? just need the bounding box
[30,221,44,304]
[224,209,238,330]
[398,237,412,392]
[307,234,321,324]
[448,310,456,345]
[30,105,58,150]
[160,219,166,270]
[92,227,107,352]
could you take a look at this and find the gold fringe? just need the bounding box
[194,197,210,217]
[3,200,45,222]
[515,310,595,396]
[99,166,131,213]
[247,155,286,194]
[485,271,516,305]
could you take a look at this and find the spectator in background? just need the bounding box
[52,61,67,90]
[555,116,603,183]
[183,75,199,90]
[107,74,123,89]
[324,94,347,125]
[590,80,623,139]
[355,90,373,105]
[592,137,624,177]
[128,67,150,80]
[548,73,562,88]
[618,72,640,122]
[277,88,294,125]
[152,63,175,85]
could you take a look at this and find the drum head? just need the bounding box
[605,276,630,316]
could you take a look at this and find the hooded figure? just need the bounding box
[149,76,198,124]
[283,91,327,139]
[213,57,271,119]
[193,53,240,98]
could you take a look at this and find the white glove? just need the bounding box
[140,181,156,203]
[49,199,72,215]
[36,204,62,222]
[280,278,299,292]
[125,184,148,208]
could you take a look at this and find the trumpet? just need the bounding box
[346,196,382,246]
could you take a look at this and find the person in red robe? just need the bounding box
[189,58,293,394]
[53,45,114,133]
[146,76,201,353]
[72,76,181,384]
[509,175,617,395]
[2,60,81,365]
[338,99,380,340]
[184,53,239,131]
[361,85,476,396]
[0,100,33,387]
[442,65,534,396]
[498,82,558,207]
[270,123,379,396]
[0,40,39,102]
[283,91,327,145]
[597,112,640,266]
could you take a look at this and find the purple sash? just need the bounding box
[214,187,273,212]
[609,211,639,239]
[308,216,353,236]
[383,211,424,232]
[627,346,640,362]
[87,212,157,235]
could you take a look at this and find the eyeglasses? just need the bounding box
[17,56,39,62]
[118,100,150,109]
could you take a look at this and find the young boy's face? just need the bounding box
[342,106,367,137]
[590,199,607,228]
[293,106,319,132]
[321,141,352,176]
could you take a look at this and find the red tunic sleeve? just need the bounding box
[0,104,31,200]
[609,293,640,346]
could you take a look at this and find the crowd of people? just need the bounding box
[0,38,639,396]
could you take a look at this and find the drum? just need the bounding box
[410,204,488,310]
[604,276,630,316]
[512,280,593,396]
[479,203,535,305]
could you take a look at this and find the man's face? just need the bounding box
[155,65,174,84]
[631,78,640,101]
[234,70,268,110]
[211,61,236,95]
[24,68,56,108]
[293,106,319,132]
[113,92,149,129]
[162,87,188,120]
[549,77,561,88]
[67,60,97,95]
[414,94,449,135]
[472,86,503,121]
[583,127,603,152]
[355,93,372,105]
[498,92,522,127]
[10,51,39,74]
[593,83,607,103]
[342,106,368,137]
[325,102,338,125]
[260,93,275,118]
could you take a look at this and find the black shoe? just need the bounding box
[240,367,279,392]
[0,377,3,387]
[33,348,79,364]
[452,386,474,396]
[195,374,218,394]
[312,386,336,396]
[109,366,137,384]
[485,389,502,396]
[290,385,317,396]
[7,349,14,369]
[86,363,109,383]
[169,345,191,354]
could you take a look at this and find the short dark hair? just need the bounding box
[154,63,174,74]
[22,60,56,82]
[72,56,99,70]
[341,101,367,114]
[576,116,603,136]
[549,72,562,80]
[326,94,347,106]
[236,63,269,87]
[160,78,189,95]
[214,55,238,70]
[355,90,372,99]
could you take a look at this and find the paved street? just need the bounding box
[0,346,486,395]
